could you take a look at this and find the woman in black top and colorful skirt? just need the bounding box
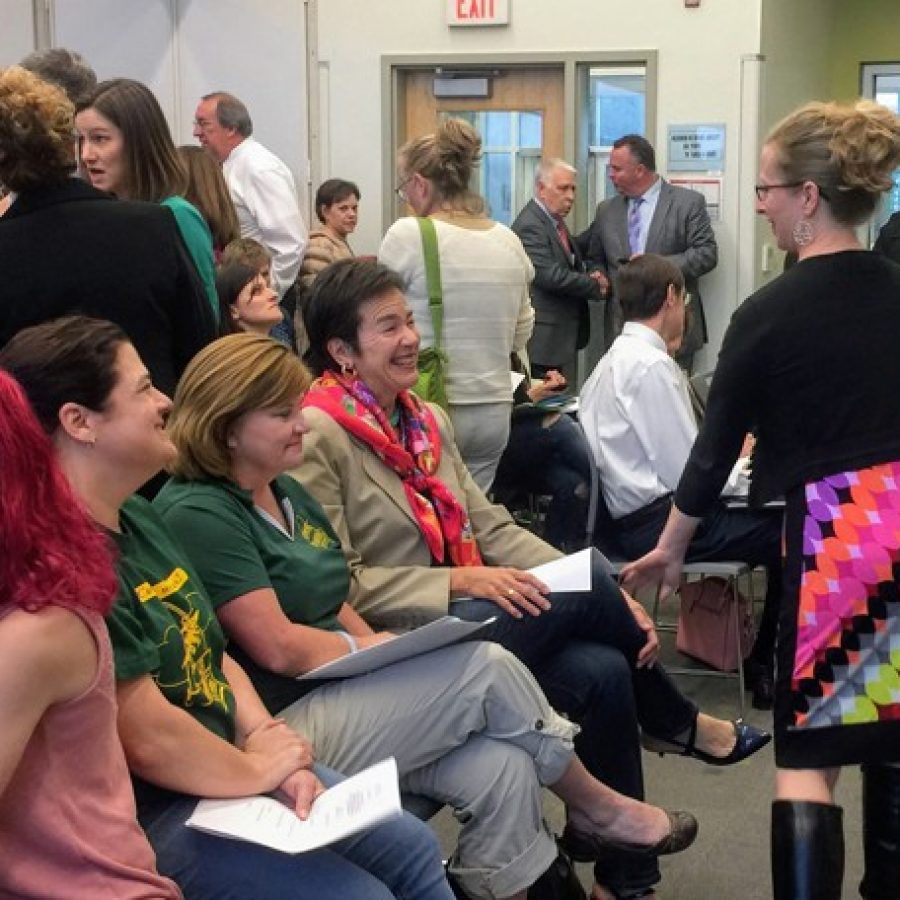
[623,100,900,900]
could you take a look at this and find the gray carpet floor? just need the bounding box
[430,642,864,899]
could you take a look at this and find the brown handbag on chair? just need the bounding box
[675,576,757,672]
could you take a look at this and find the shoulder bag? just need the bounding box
[413,217,451,410]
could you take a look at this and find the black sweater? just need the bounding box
[0,180,215,398]
[677,251,900,515]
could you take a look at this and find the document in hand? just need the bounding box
[186,758,401,854]
[298,615,494,681]
[528,547,596,591]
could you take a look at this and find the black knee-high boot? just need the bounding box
[860,763,900,899]
[771,800,844,900]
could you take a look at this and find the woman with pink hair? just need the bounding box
[0,370,179,898]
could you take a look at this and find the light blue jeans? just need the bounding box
[139,765,454,900]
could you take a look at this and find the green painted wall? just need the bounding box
[830,0,900,100]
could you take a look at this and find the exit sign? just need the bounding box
[447,0,509,26]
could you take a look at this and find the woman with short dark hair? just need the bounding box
[296,256,770,900]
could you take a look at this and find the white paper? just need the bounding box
[528,547,594,592]
[186,758,401,854]
[298,615,495,681]
[510,370,526,392]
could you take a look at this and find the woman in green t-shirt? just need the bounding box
[158,331,698,900]
[0,315,454,900]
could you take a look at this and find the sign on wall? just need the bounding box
[668,176,723,221]
[447,0,509,27]
[667,123,725,172]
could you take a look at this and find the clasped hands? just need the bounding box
[244,717,323,819]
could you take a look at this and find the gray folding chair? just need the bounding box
[576,418,755,716]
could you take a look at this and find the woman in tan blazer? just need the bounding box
[293,258,769,900]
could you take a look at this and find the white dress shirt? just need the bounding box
[579,321,698,518]
[223,137,308,298]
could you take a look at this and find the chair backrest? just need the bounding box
[688,369,714,423]
[574,417,626,560]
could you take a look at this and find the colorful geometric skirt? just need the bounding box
[775,461,900,768]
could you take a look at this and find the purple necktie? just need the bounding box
[627,197,644,255]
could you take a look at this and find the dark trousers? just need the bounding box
[617,497,783,665]
[492,412,593,553]
[451,549,698,898]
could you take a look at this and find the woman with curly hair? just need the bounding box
[0,369,180,898]
[0,66,214,400]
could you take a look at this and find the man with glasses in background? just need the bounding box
[194,92,306,344]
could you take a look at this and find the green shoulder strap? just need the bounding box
[416,216,444,349]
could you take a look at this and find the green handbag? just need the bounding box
[413,217,450,410]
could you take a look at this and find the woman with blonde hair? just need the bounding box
[156,331,699,900]
[624,100,900,899]
[379,118,534,490]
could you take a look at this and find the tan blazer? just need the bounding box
[292,404,560,629]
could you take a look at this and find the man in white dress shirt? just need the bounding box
[579,253,781,708]
[193,92,307,321]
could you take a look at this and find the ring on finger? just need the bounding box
[507,588,515,597]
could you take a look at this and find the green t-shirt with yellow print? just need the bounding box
[107,495,236,748]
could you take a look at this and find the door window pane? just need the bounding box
[441,110,543,225]
[862,65,900,244]
[583,67,646,211]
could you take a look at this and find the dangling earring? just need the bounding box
[340,361,356,378]
[792,218,814,247]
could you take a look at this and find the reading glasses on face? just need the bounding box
[754,182,803,201]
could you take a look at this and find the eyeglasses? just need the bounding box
[754,181,803,201]
[192,119,215,131]
[394,175,414,202]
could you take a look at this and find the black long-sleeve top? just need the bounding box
[676,250,900,516]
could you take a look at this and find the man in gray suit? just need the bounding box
[580,134,717,370]
[512,159,607,382]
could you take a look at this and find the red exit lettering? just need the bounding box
[457,0,495,19]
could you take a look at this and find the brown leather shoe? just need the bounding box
[560,809,698,861]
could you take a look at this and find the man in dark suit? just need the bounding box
[579,134,717,370]
[511,159,607,382]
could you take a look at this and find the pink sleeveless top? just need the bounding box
[0,602,180,899]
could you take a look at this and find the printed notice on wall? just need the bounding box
[668,176,723,221]
[667,124,725,172]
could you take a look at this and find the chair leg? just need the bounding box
[731,577,746,718]
[771,800,844,900]
[860,763,900,899]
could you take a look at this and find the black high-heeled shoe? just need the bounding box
[641,717,770,766]
[559,809,698,861]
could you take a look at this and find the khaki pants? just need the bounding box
[280,641,577,900]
